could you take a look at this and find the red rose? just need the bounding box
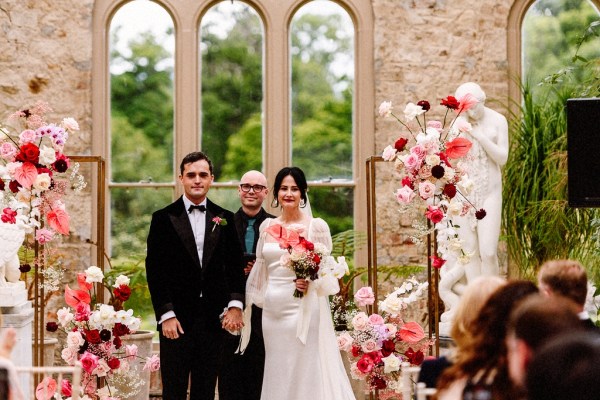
[312,254,320,264]
[356,355,374,373]
[381,339,396,357]
[1,208,17,224]
[52,153,70,173]
[394,137,408,152]
[16,143,40,164]
[443,183,457,199]
[60,379,72,397]
[425,206,444,224]
[112,323,130,337]
[401,176,414,189]
[475,208,487,220]
[303,239,314,251]
[46,322,58,332]
[108,358,121,370]
[114,285,131,302]
[113,336,122,349]
[405,348,425,365]
[417,100,430,111]
[85,329,101,344]
[0,178,4,191]
[8,180,21,193]
[430,255,446,269]
[441,96,460,110]
[351,345,362,358]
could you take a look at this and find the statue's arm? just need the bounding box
[471,111,509,167]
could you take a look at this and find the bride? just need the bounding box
[240,166,356,400]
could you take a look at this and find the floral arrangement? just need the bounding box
[0,101,85,238]
[337,278,431,397]
[42,266,160,400]
[266,223,349,298]
[379,96,485,266]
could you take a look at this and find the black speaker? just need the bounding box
[567,98,600,207]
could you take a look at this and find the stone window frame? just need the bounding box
[92,0,374,261]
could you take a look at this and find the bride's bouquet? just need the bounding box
[266,223,348,298]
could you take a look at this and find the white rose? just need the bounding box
[57,307,74,327]
[33,173,51,191]
[62,117,80,131]
[378,101,393,117]
[382,145,397,161]
[66,331,85,348]
[383,354,401,373]
[425,154,440,166]
[61,347,78,365]
[93,359,111,377]
[114,274,130,287]
[447,199,463,217]
[85,266,104,283]
[381,296,404,315]
[403,102,425,121]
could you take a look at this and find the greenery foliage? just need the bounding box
[504,14,600,282]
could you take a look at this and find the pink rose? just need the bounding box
[381,145,397,161]
[418,181,436,199]
[395,186,415,204]
[0,142,17,160]
[80,351,100,374]
[410,145,426,160]
[425,205,444,224]
[403,153,420,171]
[356,355,375,373]
[337,332,354,352]
[378,101,393,117]
[143,354,161,372]
[351,312,370,331]
[360,339,380,353]
[61,347,78,366]
[427,120,443,133]
[354,286,375,307]
[368,313,385,325]
[19,129,38,144]
[93,359,111,377]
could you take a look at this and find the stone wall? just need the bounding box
[0,0,515,299]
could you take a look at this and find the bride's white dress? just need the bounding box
[256,219,355,400]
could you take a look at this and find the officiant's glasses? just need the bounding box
[240,184,267,193]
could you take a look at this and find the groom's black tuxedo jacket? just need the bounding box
[146,196,245,332]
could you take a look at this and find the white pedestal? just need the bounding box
[2,301,34,400]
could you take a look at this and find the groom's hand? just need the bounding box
[222,307,243,332]
[162,317,184,339]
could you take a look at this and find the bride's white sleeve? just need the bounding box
[237,218,272,354]
[309,218,339,296]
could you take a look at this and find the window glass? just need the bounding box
[200,1,264,181]
[290,0,354,182]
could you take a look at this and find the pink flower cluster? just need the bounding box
[41,266,159,399]
[0,101,81,238]
[379,96,486,266]
[338,284,432,394]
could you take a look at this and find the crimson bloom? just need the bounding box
[441,95,460,109]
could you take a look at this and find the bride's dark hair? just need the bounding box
[271,167,308,208]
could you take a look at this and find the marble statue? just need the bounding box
[438,82,509,336]
[0,222,25,287]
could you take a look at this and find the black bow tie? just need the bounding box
[188,204,206,213]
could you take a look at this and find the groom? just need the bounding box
[146,151,245,399]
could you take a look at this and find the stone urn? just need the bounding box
[118,330,155,400]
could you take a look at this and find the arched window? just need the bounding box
[508,0,600,103]
[93,0,374,258]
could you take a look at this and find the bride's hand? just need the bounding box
[295,278,309,293]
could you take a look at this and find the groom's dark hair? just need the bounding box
[180,151,213,175]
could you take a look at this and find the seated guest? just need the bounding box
[418,276,505,388]
[538,259,598,329]
[505,294,586,398]
[526,333,600,400]
[436,280,538,400]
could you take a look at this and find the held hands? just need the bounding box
[222,307,244,333]
[244,260,255,275]
[295,278,309,294]
[162,317,184,340]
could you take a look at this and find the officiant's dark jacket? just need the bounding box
[146,196,245,333]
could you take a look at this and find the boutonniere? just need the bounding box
[212,216,227,232]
